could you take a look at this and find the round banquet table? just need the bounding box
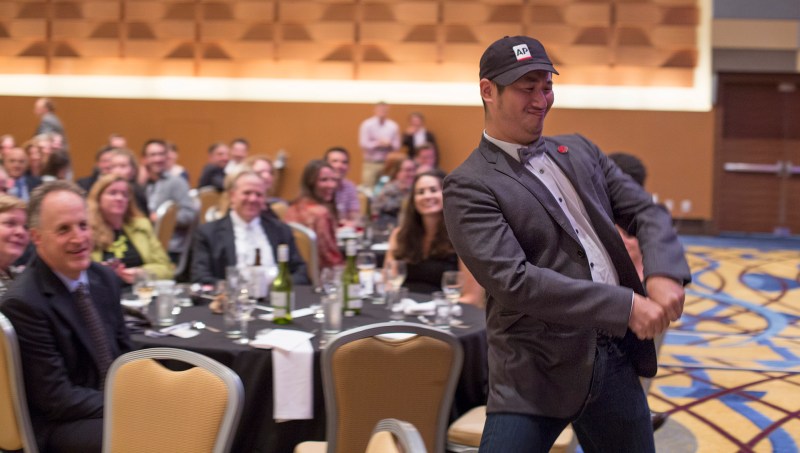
[131,285,488,453]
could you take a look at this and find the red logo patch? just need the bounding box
[557,146,568,154]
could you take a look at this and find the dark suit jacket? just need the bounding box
[402,130,437,158]
[0,259,132,447]
[197,164,226,192]
[443,134,691,418]
[191,213,310,285]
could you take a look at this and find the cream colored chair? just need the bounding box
[447,405,577,453]
[365,419,427,453]
[154,200,178,252]
[102,347,244,453]
[0,312,39,453]
[194,186,222,225]
[288,221,320,288]
[270,201,288,220]
[295,322,463,453]
[357,188,371,219]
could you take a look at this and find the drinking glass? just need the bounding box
[132,269,155,302]
[356,251,377,297]
[432,291,451,330]
[233,287,257,345]
[441,271,464,312]
[383,260,407,293]
[389,287,408,321]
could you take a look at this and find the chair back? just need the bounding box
[288,221,320,287]
[357,189,371,218]
[270,201,288,220]
[196,186,222,225]
[0,312,39,453]
[323,322,463,453]
[154,200,178,251]
[103,347,243,453]
[365,419,427,453]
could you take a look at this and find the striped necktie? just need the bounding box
[74,283,114,388]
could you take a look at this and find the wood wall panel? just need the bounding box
[0,0,700,86]
[0,95,715,220]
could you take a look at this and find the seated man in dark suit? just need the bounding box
[192,170,310,285]
[197,141,230,191]
[5,147,42,202]
[0,181,133,453]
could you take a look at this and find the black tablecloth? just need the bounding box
[132,286,488,453]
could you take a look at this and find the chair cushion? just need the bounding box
[365,431,402,453]
[294,440,327,453]
[0,336,23,450]
[447,405,485,447]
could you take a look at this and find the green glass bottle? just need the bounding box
[341,239,362,315]
[270,244,293,324]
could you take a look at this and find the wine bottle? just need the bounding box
[270,244,293,324]
[341,239,362,315]
[254,248,262,266]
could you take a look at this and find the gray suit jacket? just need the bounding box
[443,134,690,418]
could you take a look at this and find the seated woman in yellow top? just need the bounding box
[87,174,174,284]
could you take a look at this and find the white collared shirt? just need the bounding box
[54,270,90,293]
[230,211,276,270]
[484,132,619,286]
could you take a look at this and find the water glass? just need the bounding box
[383,260,407,293]
[174,283,193,307]
[389,287,408,321]
[132,269,155,302]
[322,292,342,334]
[234,288,256,345]
[432,291,451,330]
[441,270,464,312]
[153,280,176,326]
[356,251,377,297]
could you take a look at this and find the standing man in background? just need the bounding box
[33,97,68,150]
[443,36,691,452]
[359,101,400,186]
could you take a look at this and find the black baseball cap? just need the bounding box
[479,36,559,86]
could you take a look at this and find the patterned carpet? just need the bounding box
[650,236,800,453]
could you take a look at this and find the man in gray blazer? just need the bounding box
[443,36,691,452]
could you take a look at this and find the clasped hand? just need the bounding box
[628,276,685,340]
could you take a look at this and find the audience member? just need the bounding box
[402,111,437,158]
[413,142,440,174]
[0,181,132,453]
[371,156,416,228]
[108,148,149,216]
[76,145,115,193]
[24,140,45,177]
[226,138,250,175]
[325,146,360,223]
[108,133,127,149]
[88,174,173,285]
[32,133,55,169]
[240,154,282,203]
[165,141,189,182]
[5,147,41,201]
[192,170,309,285]
[0,194,29,296]
[359,101,401,186]
[141,139,198,261]
[33,97,68,149]
[0,134,14,159]
[198,141,230,191]
[41,150,72,183]
[285,160,343,270]
[385,171,483,304]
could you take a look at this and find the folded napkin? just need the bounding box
[250,329,315,421]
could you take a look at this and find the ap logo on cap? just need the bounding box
[513,44,531,61]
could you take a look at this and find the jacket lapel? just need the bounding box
[480,138,581,245]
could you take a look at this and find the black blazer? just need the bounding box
[191,213,310,285]
[0,259,132,445]
[443,134,691,418]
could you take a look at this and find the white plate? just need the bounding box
[121,298,150,309]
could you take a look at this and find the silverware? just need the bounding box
[191,321,221,333]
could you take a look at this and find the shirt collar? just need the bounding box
[54,270,89,293]
[483,131,546,163]
[230,210,261,230]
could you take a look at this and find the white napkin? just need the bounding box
[392,299,463,317]
[250,329,315,421]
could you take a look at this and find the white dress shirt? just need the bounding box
[230,211,276,270]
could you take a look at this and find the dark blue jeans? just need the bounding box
[479,339,655,453]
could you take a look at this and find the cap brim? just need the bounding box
[493,63,559,86]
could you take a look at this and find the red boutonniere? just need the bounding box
[557,145,568,154]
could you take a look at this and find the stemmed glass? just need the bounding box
[441,270,464,313]
[382,260,407,295]
[356,251,377,298]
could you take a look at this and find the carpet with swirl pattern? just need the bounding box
[650,236,800,453]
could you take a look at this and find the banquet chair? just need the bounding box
[194,186,222,225]
[357,188,371,218]
[294,322,463,453]
[154,200,178,251]
[447,405,577,453]
[365,419,427,453]
[103,347,244,453]
[0,312,39,453]
[288,221,320,288]
[270,201,288,220]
